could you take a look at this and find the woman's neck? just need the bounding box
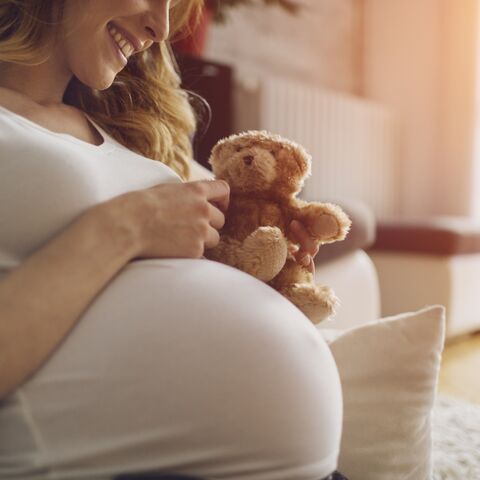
[0,56,72,107]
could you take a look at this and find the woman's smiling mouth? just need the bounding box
[107,23,135,65]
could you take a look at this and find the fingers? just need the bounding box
[190,179,230,212]
[207,202,225,230]
[204,225,220,249]
[288,220,320,261]
[186,181,229,251]
[195,182,226,231]
[305,255,315,274]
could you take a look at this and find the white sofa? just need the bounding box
[369,216,480,338]
[312,197,380,330]
[316,250,380,331]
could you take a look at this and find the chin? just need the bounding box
[95,77,116,91]
[76,67,117,91]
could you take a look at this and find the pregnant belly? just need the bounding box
[31,258,340,390]
[22,258,341,397]
[13,258,342,479]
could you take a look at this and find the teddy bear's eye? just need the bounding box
[270,150,275,155]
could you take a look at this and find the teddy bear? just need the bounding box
[204,130,351,324]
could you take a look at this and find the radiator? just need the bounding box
[233,75,400,219]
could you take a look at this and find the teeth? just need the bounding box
[123,44,134,57]
[108,24,134,59]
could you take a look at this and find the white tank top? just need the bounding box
[0,104,182,274]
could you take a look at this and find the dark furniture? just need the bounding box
[114,475,203,479]
[114,472,348,479]
[175,54,233,170]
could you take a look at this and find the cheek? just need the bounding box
[62,0,126,88]
[66,31,117,88]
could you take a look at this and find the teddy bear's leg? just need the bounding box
[239,227,288,281]
[278,283,338,325]
[205,237,243,267]
[270,259,338,324]
[205,228,288,282]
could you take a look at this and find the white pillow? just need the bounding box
[320,305,446,480]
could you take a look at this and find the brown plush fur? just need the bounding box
[205,130,351,324]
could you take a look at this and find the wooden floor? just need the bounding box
[438,331,480,404]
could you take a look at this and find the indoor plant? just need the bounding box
[207,0,301,24]
[174,0,301,56]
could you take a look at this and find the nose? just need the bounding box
[144,1,170,42]
[243,155,254,166]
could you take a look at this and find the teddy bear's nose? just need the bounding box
[243,155,254,166]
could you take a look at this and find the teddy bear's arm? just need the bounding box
[287,199,351,244]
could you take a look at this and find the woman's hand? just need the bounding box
[100,180,230,260]
[287,220,320,274]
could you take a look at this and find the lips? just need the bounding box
[107,21,143,53]
[107,28,128,66]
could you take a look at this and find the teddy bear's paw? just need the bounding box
[315,214,342,241]
[308,204,352,243]
[279,284,338,325]
[241,227,288,281]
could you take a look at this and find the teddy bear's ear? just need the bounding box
[277,145,312,181]
[209,136,242,178]
[293,144,312,178]
[291,147,312,177]
[208,141,227,174]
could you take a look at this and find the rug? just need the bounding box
[432,395,480,479]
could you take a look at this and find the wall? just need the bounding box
[363,0,480,217]
[438,0,478,217]
[205,0,362,94]
[205,0,480,219]
[204,0,401,217]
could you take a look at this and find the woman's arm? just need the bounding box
[0,180,229,399]
[0,206,138,400]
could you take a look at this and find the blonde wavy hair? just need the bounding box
[0,0,205,180]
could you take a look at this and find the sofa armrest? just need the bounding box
[315,250,381,330]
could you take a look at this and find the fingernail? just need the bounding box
[291,220,301,229]
[300,255,311,266]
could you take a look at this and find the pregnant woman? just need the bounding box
[0,1,345,479]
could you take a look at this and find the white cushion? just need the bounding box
[320,305,446,479]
